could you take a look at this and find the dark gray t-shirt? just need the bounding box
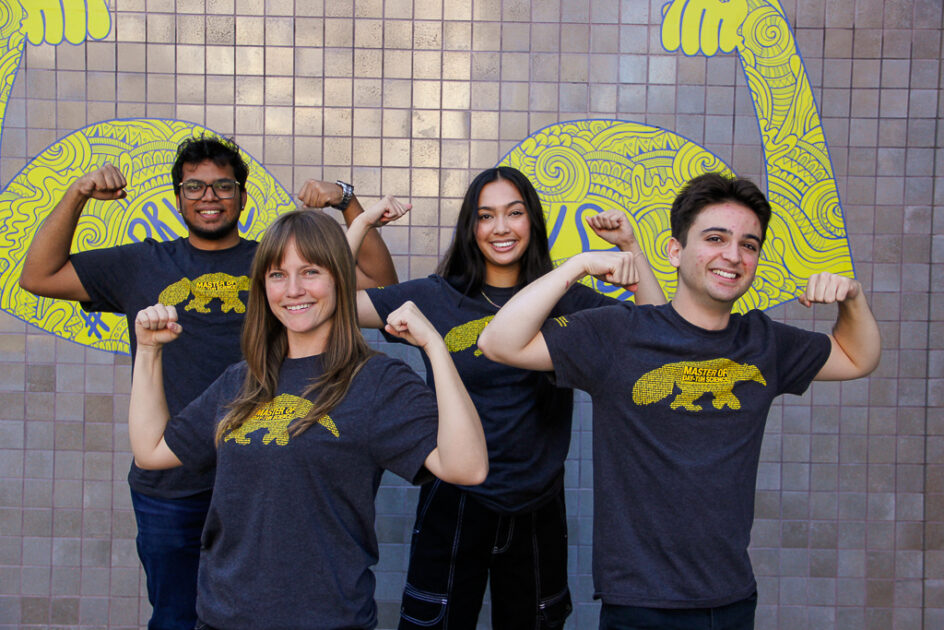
[164,353,438,630]
[542,302,831,608]
[71,237,257,497]
[367,274,612,512]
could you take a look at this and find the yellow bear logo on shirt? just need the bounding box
[632,358,766,411]
[224,393,339,445]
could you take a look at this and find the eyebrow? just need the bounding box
[701,227,762,243]
[477,200,526,211]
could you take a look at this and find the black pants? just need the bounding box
[399,480,572,630]
[599,593,758,630]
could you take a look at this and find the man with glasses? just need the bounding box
[19,135,400,630]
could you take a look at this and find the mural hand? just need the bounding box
[586,210,636,250]
[297,179,347,209]
[134,304,182,348]
[21,0,111,46]
[798,272,860,307]
[578,251,639,292]
[363,194,412,228]
[385,300,441,351]
[660,0,748,56]
[74,163,127,201]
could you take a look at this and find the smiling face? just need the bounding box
[474,178,532,287]
[667,201,763,327]
[176,159,247,250]
[265,238,337,357]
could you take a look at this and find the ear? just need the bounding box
[240,189,248,211]
[666,237,682,269]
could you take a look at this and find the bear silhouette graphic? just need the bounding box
[444,316,494,357]
[159,273,251,314]
[224,394,339,446]
[632,358,766,411]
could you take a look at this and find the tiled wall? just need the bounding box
[1,0,942,628]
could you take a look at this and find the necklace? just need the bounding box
[480,289,501,309]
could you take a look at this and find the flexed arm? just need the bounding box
[478,251,639,371]
[19,163,127,301]
[297,180,403,289]
[586,210,666,305]
[802,273,881,381]
[385,301,487,485]
[128,305,184,470]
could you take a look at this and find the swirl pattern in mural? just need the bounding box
[501,0,853,311]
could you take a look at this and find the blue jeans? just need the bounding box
[399,480,572,630]
[599,593,758,630]
[131,489,211,630]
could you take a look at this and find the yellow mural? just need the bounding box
[0,0,855,352]
[0,2,296,354]
[500,0,853,311]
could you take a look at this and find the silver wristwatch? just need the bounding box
[332,180,354,211]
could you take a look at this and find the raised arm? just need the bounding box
[128,304,184,470]
[19,163,127,300]
[385,301,487,485]
[586,209,666,305]
[478,250,638,371]
[803,273,881,381]
[297,180,403,289]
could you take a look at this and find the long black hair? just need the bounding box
[437,166,553,294]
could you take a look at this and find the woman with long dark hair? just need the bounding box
[126,208,487,630]
[354,167,664,629]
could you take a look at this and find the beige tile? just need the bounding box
[471,52,500,80]
[176,45,206,74]
[354,50,383,79]
[412,139,440,167]
[294,107,323,135]
[324,49,354,77]
[206,46,236,76]
[324,78,353,106]
[354,79,383,112]
[382,168,411,196]
[501,53,530,81]
[294,136,324,166]
[442,82,470,110]
[444,2,472,20]
[236,16,265,45]
[501,82,529,110]
[473,0,502,20]
[470,111,499,139]
[473,23,501,51]
[265,17,295,46]
[385,21,413,48]
[382,80,412,109]
[384,51,413,79]
[353,107,382,135]
[413,51,443,80]
[295,78,323,107]
[382,139,411,167]
[352,138,381,167]
[176,14,205,44]
[413,81,441,109]
[264,77,294,106]
[502,23,531,52]
[235,105,264,134]
[324,108,353,136]
[444,22,472,50]
[414,21,443,49]
[441,110,471,139]
[499,112,528,140]
[560,53,588,82]
[235,46,265,75]
[412,110,440,138]
[116,43,146,72]
[115,12,147,42]
[443,51,471,79]
[383,108,411,136]
[265,47,295,77]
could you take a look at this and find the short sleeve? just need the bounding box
[365,276,438,345]
[366,358,439,484]
[770,320,832,396]
[541,304,628,393]
[71,243,144,313]
[164,363,246,472]
[552,282,617,316]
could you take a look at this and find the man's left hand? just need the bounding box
[799,272,861,307]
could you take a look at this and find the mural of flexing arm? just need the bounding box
[632,358,767,412]
[443,315,494,357]
[501,0,852,312]
[159,273,252,314]
[0,1,296,353]
[224,394,339,446]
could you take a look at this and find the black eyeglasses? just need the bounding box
[178,179,240,200]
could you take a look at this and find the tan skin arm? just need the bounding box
[478,251,640,371]
[128,304,185,470]
[802,273,881,381]
[586,209,666,306]
[385,301,487,485]
[297,180,402,289]
[19,164,129,301]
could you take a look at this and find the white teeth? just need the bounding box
[713,270,736,279]
[286,304,310,311]
[200,210,221,216]
[492,241,515,248]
